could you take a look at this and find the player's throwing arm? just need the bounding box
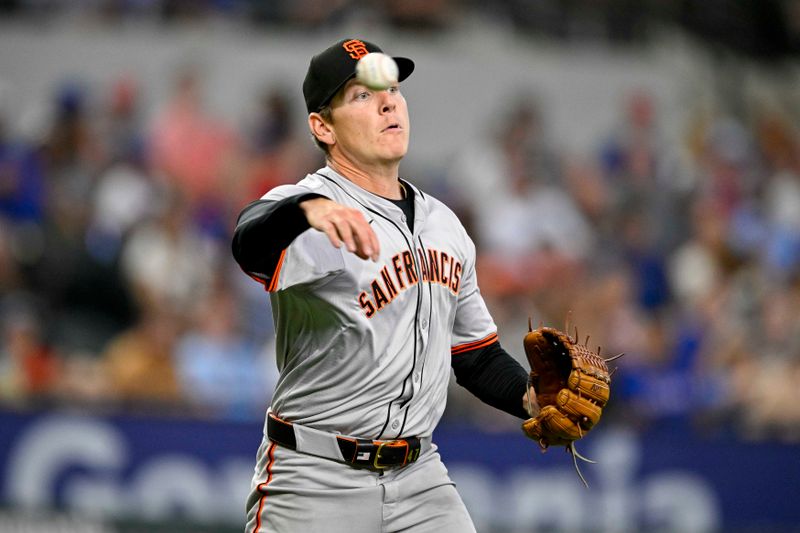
[299,197,380,261]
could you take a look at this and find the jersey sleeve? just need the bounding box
[232,184,343,292]
[450,235,498,355]
[269,227,346,291]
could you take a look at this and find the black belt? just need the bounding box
[267,413,422,471]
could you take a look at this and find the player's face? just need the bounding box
[328,79,410,167]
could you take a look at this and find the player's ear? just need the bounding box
[309,112,335,147]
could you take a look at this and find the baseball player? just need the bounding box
[232,38,539,533]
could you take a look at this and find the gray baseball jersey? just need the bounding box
[258,166,497,440]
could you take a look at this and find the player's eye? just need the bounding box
[354,91,370,101]
[387,86,400,95]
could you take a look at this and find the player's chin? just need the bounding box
[380,136,409,159]
[381,148,408,164]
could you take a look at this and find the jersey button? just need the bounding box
[413,373,420,383]
[420,319,428,329]
[391,420,400,430]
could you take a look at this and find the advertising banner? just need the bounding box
[0,410,797,531]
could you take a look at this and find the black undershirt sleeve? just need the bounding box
[451,340,531,420]
[231,192,325,280]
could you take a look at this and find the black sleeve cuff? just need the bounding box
[231,192,326,277]
[451,340,530,420]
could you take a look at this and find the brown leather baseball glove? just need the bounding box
[521,320,620,486]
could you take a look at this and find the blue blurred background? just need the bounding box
[1,1,800,531]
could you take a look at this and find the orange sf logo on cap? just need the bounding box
[343,39,369,60]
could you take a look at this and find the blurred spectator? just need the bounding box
[446,96,590,304]
[488,97,578,253]
[592,89,706,323]
[148,66,239,237]
[14,78,138,356]
[669,197,733,312]
[695,114,758,217]
[598,89,690,254]
[43,80,104,199]
[0,298,59,405]
[89,139,158,263]
[29,174,135,355]
[238,86,320,208]
[120,186,218,316]
[174,279,276,420]
[101,306,182,408]
[89,75,157,263]
[756,112,800,280]
[446,95,562,232]
[98,74,144,166]
[0,107,46,224]
[723,280,800,438]
[250,87,293,154]
[616,207,671,312]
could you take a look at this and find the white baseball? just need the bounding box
[355,53,399,91]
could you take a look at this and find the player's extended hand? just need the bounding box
[522,384,541,418]
[300,197,380,261]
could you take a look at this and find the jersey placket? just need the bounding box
[371,198,424,440]
[394,205,433,437]
[310,169,440,440]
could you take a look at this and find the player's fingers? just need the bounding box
[319,221,342,249]
[346,209,380,261]
[302,200,377,260]
[350,233,370,261]
[524,385,541,418]
[330,217,357,254]
[350,217,379,261]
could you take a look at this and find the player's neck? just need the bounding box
[328,157,403,200]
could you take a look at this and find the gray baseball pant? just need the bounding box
[244,437,476,533]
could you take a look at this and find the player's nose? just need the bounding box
[378,92,396,114]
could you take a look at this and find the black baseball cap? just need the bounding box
[303,38,415,114]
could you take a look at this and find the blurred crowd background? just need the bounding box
[2,0,800,445]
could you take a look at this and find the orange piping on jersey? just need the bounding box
[451,332,499,356]
[266,249,287,292]
[252,441,277,533]
[247,273,268,288]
